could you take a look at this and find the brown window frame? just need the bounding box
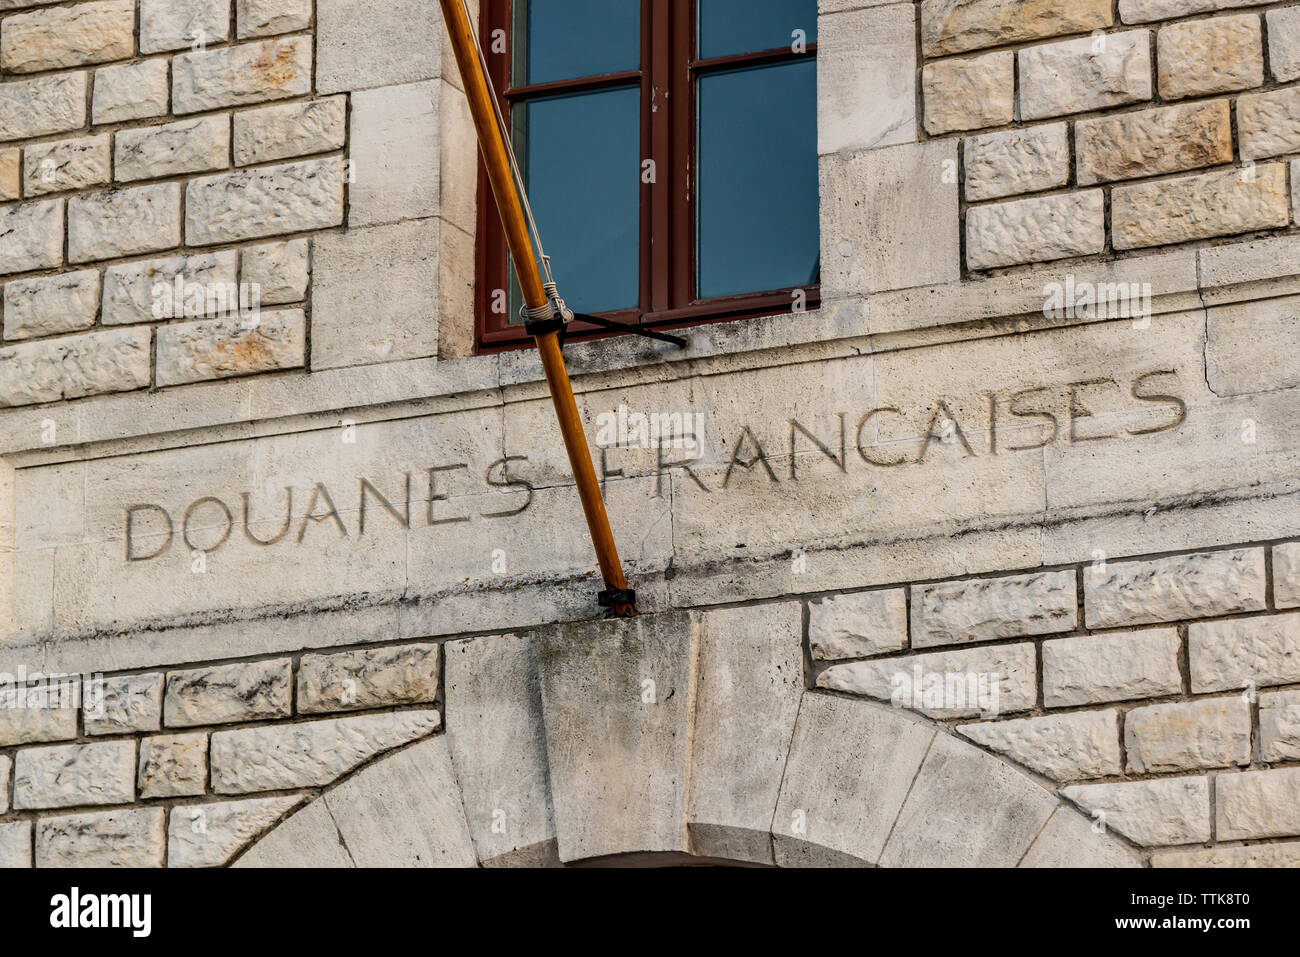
[475,0,820,352]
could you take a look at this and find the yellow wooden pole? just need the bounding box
[439,0,636,617]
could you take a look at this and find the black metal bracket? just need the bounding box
[571,313,687,348]
[598,588,638,609]
[524,316,567,342]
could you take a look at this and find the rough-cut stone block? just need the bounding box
[14,741,135,809]
[1192,614,1300,693]
[1206,297,1300,396]
[0,686,77,746]
[921,0,1113,57]
[115,115,230,182]
[1020,805,1141,867]
[169,795,303,867]
[101,251,238,326]
[1121,0,1271,23]
[1085,548,1266,628]
[817,642,1036,719]
[186,157,344,245]
[240,239,308,305]
[1277,543,1300,609]
[1260,690,1300,762]
[1152,842,1300,868]
[1063,777,1210,846]
[1125,696,1251,773]
[138,733,208,798]
[0,148,16,200]
[1158,14,1263,100]
[1043,628,1182,707]
[809,589,907,661]
[68,184,182,263]
[0,72,86,143]
[165,659,292,727]
[0,754,8,813]
[965,124,1069,202]
[912,569,1076,648]
[173,37,311,113]
[0,0,134,73]
[922,51,1013,135]
[0,327,151,407]
[140,0,230,53]
[967,191,1105,269]
[83,672,163,735]
[297,642,439,714]
[350,82,440,228]
[1238,87,1300,161]
[0,199,63,277]
[317,0,442,94]
[1019,31,1152,121]
[958,710,1121,782]
[2,270,100,341]
[22,135,110,197]
[36,809,165,868]
[210,710,440,793]
[155,309,306,386]
[233,97,346,166]
[237,0,311,38]
[1269,7,1300,82]
[1076,100,1232,185]
[0,822,30,868]
[818,4,916,154]
[1217,768,1300,840]
[93,58,170,124]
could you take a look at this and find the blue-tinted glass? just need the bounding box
[514,0,640,85]
[697,59,818,301]
[698,0,817,58]
[510,86,640,319]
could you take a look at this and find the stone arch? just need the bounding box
[236,613,1141,867]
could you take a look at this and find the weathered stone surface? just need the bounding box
[921,51,1013,135]
[210,710,441,793]
[0,822,30,868]
[0,754,9,813]
[68,184,182,263]
[138,733,208,798]
[1152,841,1300,868]
[350,82,440,227]
[1192,614,1300,693]
[1086,548,1266,628]
[958,710,1121,782]
[0,72,86,143]
[1206,296,1300,396]
[164,659,292,727]
[773,694,934,865]
[921,0,1113,57]
[818,4,916,154]
[1076,100,1233,185]
[1126,696,1251,773]
[173,37,312,113]
[297,642,439,714]
[1269,7,1300,82]
[2,270,100,341]
[102,250,238,326]
[0,687,77,746]
[1121,0,1271,23]
[233,800,352,868]
[36,809,165,868]
[241,239,308,305]
[22,135,110,197]
[1217,768,1300,840]
[186,158,344,245]
[83,672,163,735]
[238,0,311,38]
[140,0,230,53]
[14,740,135,809]
[880,729,1057,867]
[1063,777,1211,846]
[1043,628,1182,707]
[93,58,170,124]
[1020,805,1142,867]
[0,199,63,276]
[0,148,16,200]
[0,0,133,73]
[0,327,151,407]
[234,97,346,166]
[155,309,307,386]
[912,569,1076,648]
[1158,14,1263,100]
[967,191,1105,269]
[1277,543,1300,609]
[817,642,1036,719]
[1238,87,1300,161]
[169,795,303,867]
[115,115,230,182]
[1260,690,1300,762]
[317,0,442,94]
[965,124,1069,202]
[1019,31,1152,121]
[809,588,907,660]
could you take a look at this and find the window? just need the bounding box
[476,0,819,350]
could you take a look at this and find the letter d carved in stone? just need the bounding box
[124,505,173,562]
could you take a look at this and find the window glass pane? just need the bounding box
[698,0,817,59]
[508,85,640,320]
[697,59,818,301]
[513,0,640,86]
